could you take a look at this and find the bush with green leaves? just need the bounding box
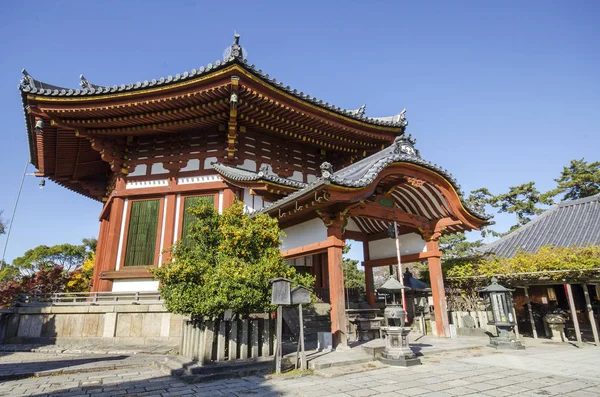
[445,246,600,286]
[153,200,314,317]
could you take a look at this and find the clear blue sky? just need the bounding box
[0,1,598,264]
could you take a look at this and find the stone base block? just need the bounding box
[379,355,421,367]
[488,339,525,350]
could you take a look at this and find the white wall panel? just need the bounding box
[281,218,328,251]
[368,232,427,260]
[112,279,159,292]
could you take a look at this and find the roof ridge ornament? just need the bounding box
[320,162,334,180]
[393,133,420,158]
[258,163,272,177]
[223,33,248,62]
[348,104,366,117]
[20,69,34,88]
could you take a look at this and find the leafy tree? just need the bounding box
[467,188,493,213]
[0,264,19,283]
[342,245,364,289]
[66,252,95,292]
[438,233,483,260]
[0,265,69,308]
[12,243,89,275]
[81,237,98,253]
[153,200,314,317]
[0,210,6,235]
[446,246,600,284]
[543,158,600,202]
[489,182,551,232]
[467,188,501,240]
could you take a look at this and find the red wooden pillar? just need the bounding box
[91,219,109,292]
[160,193,177,265]
[326,230,347,348]
[314,254,322,288]
[426,240,450,337]
[363,241,376,307]
[95,197,125,292]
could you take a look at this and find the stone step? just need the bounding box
[160,356,273,383]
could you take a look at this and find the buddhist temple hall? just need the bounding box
[19,34,491,347]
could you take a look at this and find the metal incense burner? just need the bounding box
[377,277,421,367]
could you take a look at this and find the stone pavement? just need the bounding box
[1,341,600,396]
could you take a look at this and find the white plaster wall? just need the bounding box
[281,218,328,251]
[112,279,159,292]
[290,171,303,182]
[254,195,264,211]
[129,164,147,177]
[242,159,257,172]
[180,159,200,172]
[306,174,317,184]
[345,218,361,232]
[204,157,217,169]
[151,163,169,175]
[368,232,427,260]
[243,188,254,213]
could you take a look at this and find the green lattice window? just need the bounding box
[181,195,214,246]
[124,199,160,267]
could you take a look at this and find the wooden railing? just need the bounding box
[180,316,274,363]
[15,292,163,306]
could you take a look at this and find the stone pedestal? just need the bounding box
[378,326,421,367]
[489,325,525,350]
[543,314,566,342]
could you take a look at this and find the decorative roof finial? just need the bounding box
[393,133,420,158]
[223,32,248,62]
[20,69,34,88]
[80,74,91,90]
[320,162,334,180]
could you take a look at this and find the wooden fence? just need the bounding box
[180,316,274,364]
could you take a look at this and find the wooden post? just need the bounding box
[363,243,376,307]
[262,318,271,357]
[240,319,249,360]
[251,320,259,358]
[299,303,306,370]
[203,320,215,363]
[364,265,375,307]
[566,284,582,344]
[275,306,282,374]
[327,234,347,348]
[511,296,520,340]
[217,320,227,361]
[229,320,238,360]
[523,287,538,339]
[583,284,599,346]
[426,240,449,337]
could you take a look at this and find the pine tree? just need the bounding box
[543,158,600,202]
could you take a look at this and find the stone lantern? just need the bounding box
[376,277,421,366]
[479,277,524,350]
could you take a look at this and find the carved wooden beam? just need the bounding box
[347,201,430,230]
[226,76,240,162]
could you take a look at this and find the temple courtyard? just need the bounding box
[0,339,599,396]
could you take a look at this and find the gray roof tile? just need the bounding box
[478,194,600,258]
[257,135,490,221]
[212,163,307,189]
[19,36,407,128]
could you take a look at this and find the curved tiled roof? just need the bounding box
[478,194,600,258]
[258,135,492,221]
[212,162,307,189]
[19,35,408,129]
